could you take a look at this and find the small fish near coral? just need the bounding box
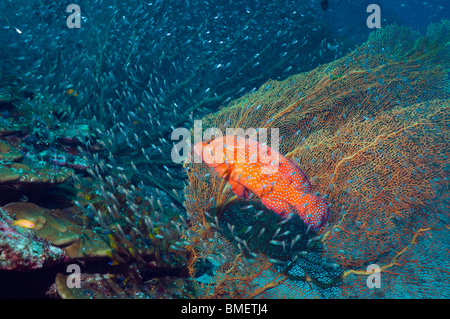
[194,135,330,229]
[12,219,35,229]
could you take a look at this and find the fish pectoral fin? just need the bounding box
[214,163,229,178]
[229,180,250,198]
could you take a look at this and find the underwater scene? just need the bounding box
[0,0,449,304]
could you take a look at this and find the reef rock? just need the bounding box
[1,202,112,263]
[0,206,67,271]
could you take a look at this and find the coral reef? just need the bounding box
[0,0,448,298]
[0,0,391,299]
[0,74,192,297]
[0,206,67,271]
[184,22,449,298]
[1,202,111,258]
[51,272,196,299]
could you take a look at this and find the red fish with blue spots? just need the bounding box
[193,135,330,229]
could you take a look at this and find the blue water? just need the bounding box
[0,0,448,300]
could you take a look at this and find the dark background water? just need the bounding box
[378,0,448,33]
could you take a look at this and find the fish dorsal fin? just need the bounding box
[213,163,229,178]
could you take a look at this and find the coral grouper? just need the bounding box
[194,135,330,229]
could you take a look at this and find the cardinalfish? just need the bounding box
[193,135,330,229]
[65,89,78,97]
[12,219,35,229]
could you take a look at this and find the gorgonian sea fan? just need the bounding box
[183,22,449,298]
